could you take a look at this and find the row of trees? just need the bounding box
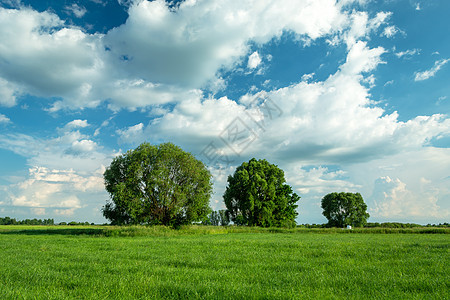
[204,210,230,226]
[102,143,370,228]
[0,217,54,225]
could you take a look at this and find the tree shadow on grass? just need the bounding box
[0,228,105,236]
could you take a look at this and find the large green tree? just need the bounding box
[321,192,370,227]
[224,158,300,227]
[103,142,212,226]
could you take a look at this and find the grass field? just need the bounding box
[0,226,448,299]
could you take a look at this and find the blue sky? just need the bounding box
[0,0,449,224]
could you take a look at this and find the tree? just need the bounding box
[208,211,220,226]
[321,192,370,227]
[218,209,230,226]
[223,158,300,227]
[205,209,230,226]
[103,142,213,227]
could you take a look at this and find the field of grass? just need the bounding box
[0,226,448,299]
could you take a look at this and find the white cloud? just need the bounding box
[288,165,359,195]
[116,123,145,144]
[0,113,10,124]
[136,40,449,167]
[414,58,450,81]
[0,129,113,173]
[382,26,398,38]
[65,139,98,156]
[343,147,450,223]
[0,77,18,107]
[395,48,420,58]
[247,52,262,69]
[0,7,104,109]
[384,80,394,86]
[369,11,392,29]
[301,73,315,82]
[2,165,106,220]
[343,11,391,46]
[0,0,351,110]
[340,41,385,75]
[65,4,87,18]
[65,119,89,129]
[370,175,448,220]
[104,0,347,89]
[0,1,396,111]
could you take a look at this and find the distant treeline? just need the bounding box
[298,222,449,228]
[0,217,54,225]
[59,221,95,226]
[0,217,96,226]
[1,216,448,228]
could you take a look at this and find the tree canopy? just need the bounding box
[321,192,370,227]
[223,158,300,227]
[103,142,212,227]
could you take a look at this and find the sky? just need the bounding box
[0,0,449,224]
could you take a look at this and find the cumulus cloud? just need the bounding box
[0,129,112,173]
[104,0,347,88]
[343,11,391,46]
[65,119,89,129]
[0,7,104,109]
[5,166,105,217]
[370,176,448,219]
[340,41,385,74]
[0,113,10,124]
[0,0,356,110]
[132,40,450,167]
[116,123,145,144]
[382,26,398,38]
[287,165,359,195]
[301,73,315,82]
[414,58,450,81]
[65,139,98,156]
[247,52,262,69]
[0,129,110,221]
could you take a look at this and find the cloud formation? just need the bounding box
[0,0,357,110]
[7,166,104,217]
[0,113,10,124]
[414,58,449,81]
[0,0,449,224]
[248,52,262,69]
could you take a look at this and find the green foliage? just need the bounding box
[208,211,220,226]
[218,209,230,226]
[204,210,230,226]
[103,142,213,227]
[321,192,370,227]
[224,158,299,227]
[0,217,54,225]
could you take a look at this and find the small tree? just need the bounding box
[209,211,220,226]
[103,142,213,227]
[321,192,370,227]
[224,158,300,227]
[218,209,230,226]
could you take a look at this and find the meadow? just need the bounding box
[0,226,448,299]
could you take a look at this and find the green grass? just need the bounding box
[0,226,448,299]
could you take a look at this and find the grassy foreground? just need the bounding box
[0,226,448,299]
